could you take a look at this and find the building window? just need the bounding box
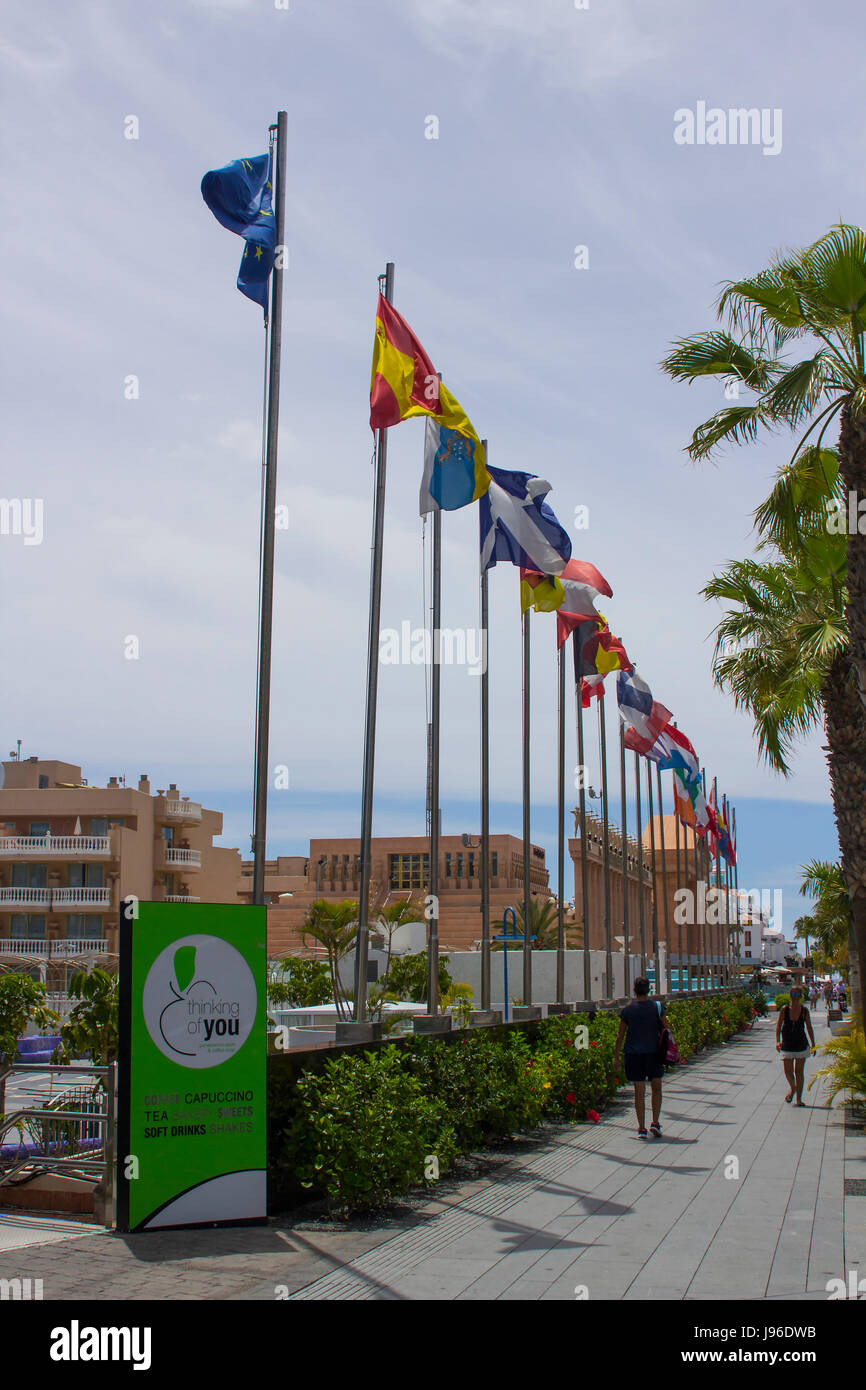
[389,853,429,890]
[468,852,476,878]
[10,914,45,939]
[445,853,452,878]
[491,852,498,877]
[89,818,107,837]
[456,852,464,880]
[68,864,103,888]
[38,775,49,789]
[12,863,47,888]
[744,931,751,946]
[29,822,50,838]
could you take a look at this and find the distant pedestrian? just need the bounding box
[776,987,815,1107]
[614,977,665,1139]
[822,980,834,1007]
[837,980,847,1011]
[809,983,819,1008]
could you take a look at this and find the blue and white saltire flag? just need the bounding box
[617,670,672,756]
[201,152,276,314]
[479,465,572,574]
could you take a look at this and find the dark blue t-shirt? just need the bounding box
[620,998,664,1054]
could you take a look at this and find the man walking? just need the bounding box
[614,976,665,1139]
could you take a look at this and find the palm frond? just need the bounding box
[688,404,773,459]
[661,332,777,388]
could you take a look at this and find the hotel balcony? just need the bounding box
[0,937,108,958]
[159,799,202,825]
[0,887,51,910]
[164,893,201,903]
[161,847,202,872]
[51,887,112,909]
[0,835,112,858]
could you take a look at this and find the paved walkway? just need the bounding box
[2,1015,864,1300]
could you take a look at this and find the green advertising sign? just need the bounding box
[118,902,267,1232]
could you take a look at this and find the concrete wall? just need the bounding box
[445,948,667,1006]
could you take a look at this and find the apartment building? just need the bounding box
[0,756,241,987]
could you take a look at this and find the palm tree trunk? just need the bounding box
[823,646,866,1014]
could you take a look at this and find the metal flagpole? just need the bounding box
[682,798,691,991]
[556,642,566,1003]
[522,606,532,1007]
[479,441,491,1012]
[713,774,721,992]
[576,675,592,1002]
[353,260,395,1021]
[733,806,740,983]
[634,751,647,979]
[619,725,630,999]
[426,504,441,1015]
[647,760,660,991]
[598,693,613,998]
[252,110,288,909]
[700,767,709,991]
[656,766,671,996]
[723,793,732,987]
[674,774,683,993]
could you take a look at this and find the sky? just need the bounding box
[2,0,860,931]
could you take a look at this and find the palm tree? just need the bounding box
[301,899,359,1020]
[372,896,426,983]
[662,226,866,1009]
[799,860,851,973]
[494,897,582,950]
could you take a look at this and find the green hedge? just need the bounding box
[269,989,763,1216]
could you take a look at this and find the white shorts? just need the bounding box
[780,1048,810,1060]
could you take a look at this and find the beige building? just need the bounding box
[0,756,241,987]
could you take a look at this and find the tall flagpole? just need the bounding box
[634,751,647,979]
[556,641,566,1004]
[647,759,660,991]
[252,110,288,908]
[619,725,630,999]
[576,678,592,1001]
[723,791,731,988]
[673,773,683,993]
[426,504,442,1014]
[656,765,671,995]
[598,693,613,998]
[353,260,395,1021]
[522,606,532,1007]
[700,766,709,991]
[733,805,740,983]
[479,442,491,1012]
[713,773,721,991]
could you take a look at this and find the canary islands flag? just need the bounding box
[420,417,489,514]
[201,153,276,314]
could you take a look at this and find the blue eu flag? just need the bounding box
[201,153,276,314]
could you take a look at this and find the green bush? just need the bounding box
[286,1046,457,1214]
[268,957,332,1008]
[382,951,452,1003]
[405,1029,544,1147]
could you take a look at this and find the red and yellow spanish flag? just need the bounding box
[369,294,485,467]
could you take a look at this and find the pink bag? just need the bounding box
[657,1001,680,1064]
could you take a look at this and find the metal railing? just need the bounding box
[0,1061,116,1229]
[0,836,112,857]
[0,938,108,957]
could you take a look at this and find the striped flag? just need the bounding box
[617,670,672,756]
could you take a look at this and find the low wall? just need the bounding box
[446,949,660,1006]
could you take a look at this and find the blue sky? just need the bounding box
[2,0,862,929]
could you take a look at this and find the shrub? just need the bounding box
[382,951,452,1003]
[775,993,791,1011]
[809,1015,866,1111]
[286,1046,456,1214]
[268,957,332,1009]
[405,1029,544,1147]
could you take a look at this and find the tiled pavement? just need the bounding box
[1,1014,863,1301]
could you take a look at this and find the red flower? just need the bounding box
[566,1091,576,1104]
[590,1041,599,1048]
[564,1040,573,1048]
[587,1110,600,1124]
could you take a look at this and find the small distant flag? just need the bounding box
[201,153,276,314]
[520,569,565,614]
[673,770,696,827]
[617,670,672,756]
[420,417,489,513]
[480,466,572,575]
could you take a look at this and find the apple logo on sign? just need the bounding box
[142,934,257,1069]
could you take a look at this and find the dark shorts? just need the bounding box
[625,1053,664,1083]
